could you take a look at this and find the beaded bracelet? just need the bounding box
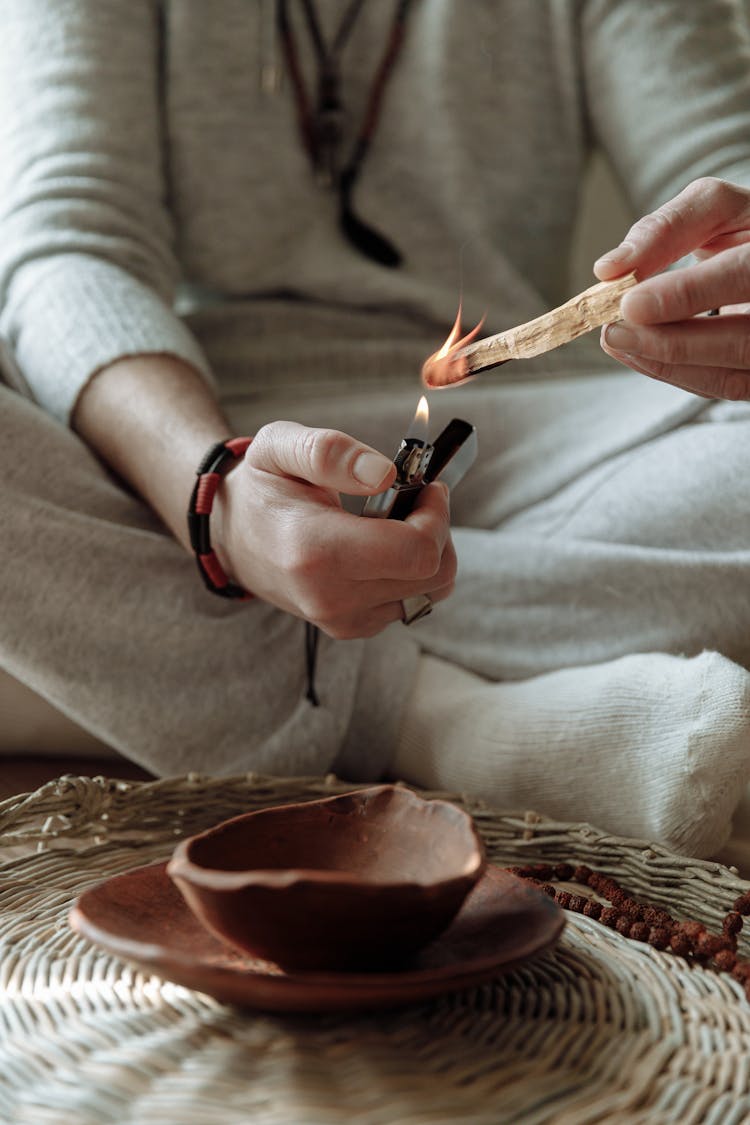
[187,437,254,600]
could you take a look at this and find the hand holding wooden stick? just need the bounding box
[422,272,638,388]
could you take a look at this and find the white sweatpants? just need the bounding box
[2,350,750,826]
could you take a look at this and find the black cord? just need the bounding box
[305,621,321,706]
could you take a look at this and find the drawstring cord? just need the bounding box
[305,621,321,706]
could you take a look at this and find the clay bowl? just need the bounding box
[167,785,485,972]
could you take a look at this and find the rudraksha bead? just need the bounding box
[697,932,730,958]
[622,901,644,922]
[678,920,705,941]
[582,901,603,920]
[556,891,572,909]
[541,883,557,898]
[723,912,743,937]
[600,907,620,928]
[733,893,750,916]
[648,927,670,950]
[629,921,650,943]
[731,962,750,983]
[645,907,671,927]
[531,864,554,881]
[615,916,631,936]
[609,888,630,909]
[573,865,593,885]
[586,872,610,893]
[568,895,588,913]
[714,949,737,972]
[554,863,574,881]
[669,932,692,958]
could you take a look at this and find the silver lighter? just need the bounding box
[362,399,478,521]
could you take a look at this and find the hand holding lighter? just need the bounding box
[362,417,478,520]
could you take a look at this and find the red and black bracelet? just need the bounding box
[187,437,253,599]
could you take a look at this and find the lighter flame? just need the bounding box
[406,393,430,441]
[421,303,485,389]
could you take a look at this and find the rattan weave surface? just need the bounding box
[1,772,750,1124]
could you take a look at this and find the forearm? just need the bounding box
[71,353,455,640]
[72,354,230,550]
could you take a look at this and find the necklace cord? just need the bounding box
[277,0,413,266]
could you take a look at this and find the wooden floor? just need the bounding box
[0,756,154,801]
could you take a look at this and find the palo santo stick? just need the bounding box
[422,272,638,388]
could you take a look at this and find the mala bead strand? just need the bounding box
[507,861,750,1000]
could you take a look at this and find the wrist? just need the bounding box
[210,466,241,584]
[187,437,253,599]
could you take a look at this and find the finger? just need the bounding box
[345,481,453,583]
[342,480,453,583]
[593,177,750,281]
[315,601,405,641]
[277,483,452,595]
[318,573,457,641]
[617,244,750,326]
[601,313,750,369]
[366,533,458,604]
[403,480,451,551]
[693,230,750,259]
[600,343,750,400]
[248,421,396,495]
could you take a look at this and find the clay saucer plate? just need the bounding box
[70,863,565,1013]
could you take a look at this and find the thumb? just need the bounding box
[248,420,396,495]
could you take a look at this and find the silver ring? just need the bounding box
[401,594,433,626]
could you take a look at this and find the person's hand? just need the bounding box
[212,421,457,638]
[594,177,750,399]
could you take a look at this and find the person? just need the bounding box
[1,0,750,856]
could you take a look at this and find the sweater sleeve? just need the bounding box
[581,0,750,213]
[0,0,212,423]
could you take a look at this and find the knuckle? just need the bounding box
[693,175,750,220]
[409,536,441,581]
[299,590,333,624]
[317,619,348,640]
[444,550,458,586]
[630,205,682,245]
[437,575,457,601]
[249,421,279,459]
[320,615,378,641]
[693,175,726,202]
[299,428,347,478]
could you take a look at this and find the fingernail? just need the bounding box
[604,323,639,351]
[621,288,661,322]
[594,241,635,270]
[353,451,392,488]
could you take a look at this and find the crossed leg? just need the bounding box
[4,369,750,855]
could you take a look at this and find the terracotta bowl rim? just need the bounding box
[167,785,485,893]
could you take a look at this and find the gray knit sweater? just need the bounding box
[2,0,750,422]
[1,1,750,780]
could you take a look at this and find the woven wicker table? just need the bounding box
[1,773,749,1125]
